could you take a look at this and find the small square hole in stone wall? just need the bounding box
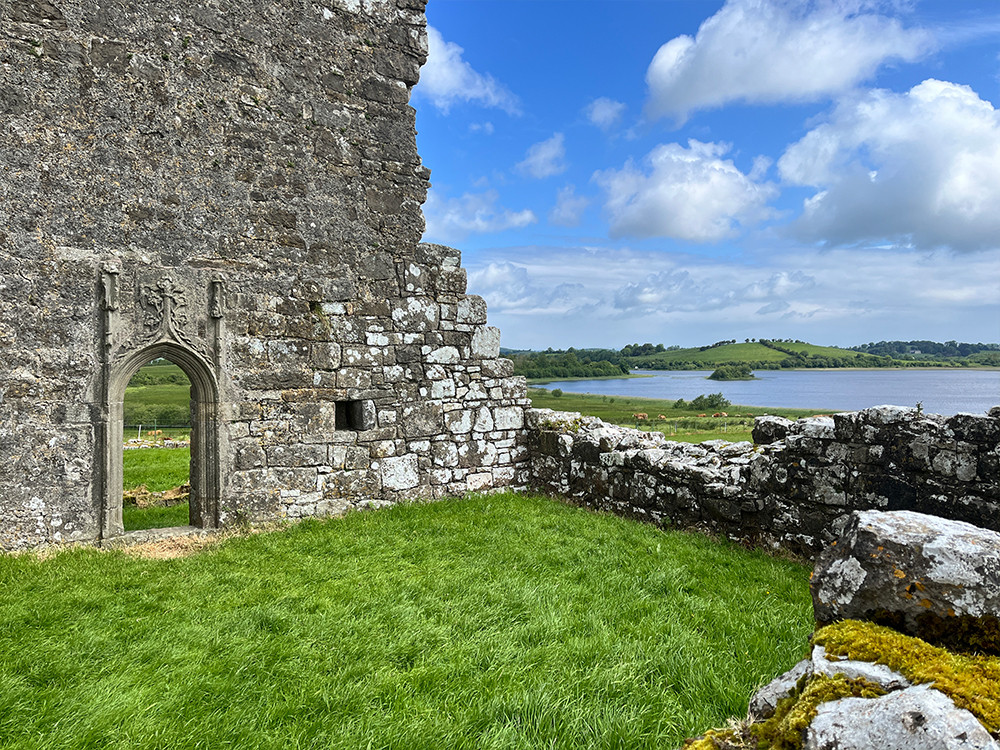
[335,400,365,431]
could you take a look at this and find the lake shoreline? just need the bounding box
[528,369,999,416]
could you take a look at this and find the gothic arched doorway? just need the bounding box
[99,343,221,540]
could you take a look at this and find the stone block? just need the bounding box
[470,326,501,359]
[380,454,418,490]
[456,295,487,325]
[805,685,997,750]
[401,402,443,437]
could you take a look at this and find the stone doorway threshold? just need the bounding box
[103,525,218,549]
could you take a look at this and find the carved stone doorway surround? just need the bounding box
[96,267,224,542]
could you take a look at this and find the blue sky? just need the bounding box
[411,0,1000,350]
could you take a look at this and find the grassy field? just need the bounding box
[123,448,191,492]
[124,361,191,427]
[529,389,819,443]
[627,341,862,367]
[0,493,812,749]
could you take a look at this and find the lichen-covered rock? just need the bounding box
[812,510,1000,653]
[805,685,998,750]
[811,645,911,690]
[752,415,794,444]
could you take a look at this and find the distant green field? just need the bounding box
[628,341,862,367]
[124,361,191,426]
[123,447,191,492]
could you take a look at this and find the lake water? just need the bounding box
[536,369,1000,416]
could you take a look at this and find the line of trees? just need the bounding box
[851,340,1000,359]
[505,349,630,379]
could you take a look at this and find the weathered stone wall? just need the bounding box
[0,0,528,550]
[528,405,1000,558]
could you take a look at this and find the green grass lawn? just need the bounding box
[0,493,811,750]
[122,502,190,531]
[123,448,191,492]
[122,448,190,531]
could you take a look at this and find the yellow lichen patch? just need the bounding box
[813,620,1000,733]
[893,568,906,579]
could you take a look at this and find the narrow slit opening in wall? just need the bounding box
[335,400,364,431]
[121,357,193,531]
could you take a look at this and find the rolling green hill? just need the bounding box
[124,361,191,426]
[625,340,867,370]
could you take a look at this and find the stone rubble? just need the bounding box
[725,509,1000,750]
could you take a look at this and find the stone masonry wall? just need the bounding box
[528,405,1000,558]
[0,0,528,550]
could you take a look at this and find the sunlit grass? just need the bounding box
[122,448,190,530]
[123,447,190,492]
[0,493,812,749]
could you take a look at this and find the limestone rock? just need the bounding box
[749,658,811,719]
[805,685,998,750]
[812,510,1000,652]
[752,415,793,444]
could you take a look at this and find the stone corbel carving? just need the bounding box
[99,264,120,358]
[99,264,120,311]
[140,275,193,347]
[209,276,225,319]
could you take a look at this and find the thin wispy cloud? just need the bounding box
[549,185,590,227]
[516,133,568,179]
[585,98,626,131]
[422,189,536,243]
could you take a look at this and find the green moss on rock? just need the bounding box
[813,620,1000,733]
[683,674,885,749]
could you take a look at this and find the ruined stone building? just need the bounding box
[0,0,529,550]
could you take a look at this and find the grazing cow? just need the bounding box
[712,412,722,418]
[697,413,707,418]
[632,412,648,420]
[657,414,667,420]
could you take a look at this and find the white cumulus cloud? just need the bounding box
[549,185,590,227]
[593,139,778,241]
[516,133,568,179]
[416,27,520,114]
[422,189,536,243]
[779,79,1000,252]
[585,97,626,130]
[645,0,933,122]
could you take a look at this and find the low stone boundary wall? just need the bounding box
[527,405,1000,558]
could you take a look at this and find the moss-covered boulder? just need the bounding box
[683,621,1000,750]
